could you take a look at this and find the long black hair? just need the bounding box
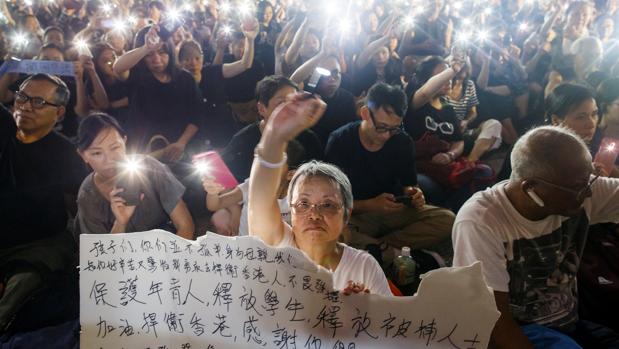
[77,113,126,151]
[132,25,181,79]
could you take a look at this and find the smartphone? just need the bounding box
[594,137,619,174]
[193,151,239,190]
[394,195,412,206]
[159,17,184,41]
[116,173,142,206]
[306,67,331,94]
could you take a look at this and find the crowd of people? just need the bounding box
[1,0,619,348]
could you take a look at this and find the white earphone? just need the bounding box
[526,189,545,207]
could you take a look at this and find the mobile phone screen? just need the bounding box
[193,151,239,190]
[594,137,619,174]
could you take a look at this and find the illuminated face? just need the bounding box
[96,48,116,77]
[144,47,169,74]
[179,48,203,77]
[290,176,346,245]
[316,57,341,98]
[79,127,127,180]
[566,5,593,37]
[552,98,599,143]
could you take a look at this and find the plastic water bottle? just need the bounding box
[393,247,417,295]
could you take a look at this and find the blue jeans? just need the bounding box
[417,165,495,212]
[521,324,582,349]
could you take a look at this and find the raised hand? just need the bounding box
[265,93,327,143]
[241,17,260,40]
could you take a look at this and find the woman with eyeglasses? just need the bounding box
[248,92,392,296]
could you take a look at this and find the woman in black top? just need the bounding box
[177,21,258,148]
[113,25,202,163]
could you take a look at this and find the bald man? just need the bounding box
[453,126,619,349]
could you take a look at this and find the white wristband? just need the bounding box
[254,148,287,169]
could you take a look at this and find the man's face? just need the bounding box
[13,80,64,135]
[316,57,341,98]
[259,85,297,121]
[38,48,64,61]
[363,105,403,145]
[530,156,595,217]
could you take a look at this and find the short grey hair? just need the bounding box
[287,160,354,220]
[510,126,592,182]
[20,73,70,106]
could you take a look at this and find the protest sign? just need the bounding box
[80,230,500,349]
[0,58,75,77]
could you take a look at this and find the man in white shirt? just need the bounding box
[453,126,619,349]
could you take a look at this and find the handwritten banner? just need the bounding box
[80,230,500,349]
[0,59,75,77]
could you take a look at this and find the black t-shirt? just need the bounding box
[126,69,202,149]
[0,104,87,248]
[198,64,238,148]
[310,88,358,145]
[221,122,324,182]
[404,89,463,143]
[325,121,417,200]
[223,56,266,103]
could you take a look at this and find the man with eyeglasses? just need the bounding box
[325,82,455,268]
[0,74,87,334]
[453,126,619,349]
[290,42,358,145]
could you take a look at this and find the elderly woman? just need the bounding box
[248,93,392,296]
[74,113,194,238]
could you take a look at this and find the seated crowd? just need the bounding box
[1,0,619,348]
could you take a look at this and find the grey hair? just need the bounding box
[287,160,354,220]
[510,126,592,182]
[20,73,70,106]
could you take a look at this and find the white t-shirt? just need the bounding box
[277,224,393,297]
[238,179,291,236]
[453,178,619,329]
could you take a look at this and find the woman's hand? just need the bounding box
[431,152,453,165]
[242,17,260,40]
[593,162,610,178]
[342,281,370,296]
[110,187,142,226]
[202,176,225,195]
[144,25,163,52]
[265,93,327,143]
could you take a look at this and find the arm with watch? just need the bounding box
[431,141,464,165]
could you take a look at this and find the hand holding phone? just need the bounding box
[594,137,619,175]
[193,151,239,190]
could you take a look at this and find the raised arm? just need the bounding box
[248,94,327,245]
[113,26,162,79]
[290,33,338,85]
[412,61,461,109]
[221,18,258,78]
[284,17,311,66]
[355,34,390,70]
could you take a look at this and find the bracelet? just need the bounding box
[254,147,287,169]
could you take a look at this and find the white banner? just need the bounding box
[80,230,500,349]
